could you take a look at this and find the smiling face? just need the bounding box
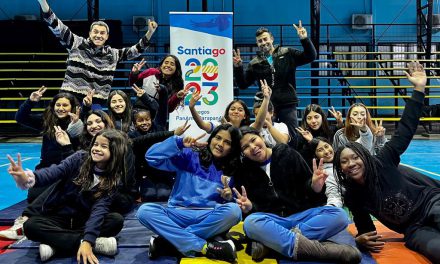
[54,97,72,119]
[160,56,177,78]
[89,24,109,47]
[86,114,106,136]
[256,32,274,54]
[209,129,232,159]
[340,147,365,184]
[91,135,111,168]
[349,106,367,127]
[315,140,334,163]
[240,133,271,163]
[227,102,246,127]
[134,111,152,132]
[109,94,126,114]
[306,110,322,131]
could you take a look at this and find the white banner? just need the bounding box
[169,12,233,139]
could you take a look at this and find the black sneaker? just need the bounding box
[205,240,237,263]
[148,235,181,259]
[251,241,270,262]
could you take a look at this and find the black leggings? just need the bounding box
[23,212,123,255]
[405,198,440,263]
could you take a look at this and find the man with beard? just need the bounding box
[37,0,158,105]
[233,22,317,146]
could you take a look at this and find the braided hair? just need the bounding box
[333,142,382,208]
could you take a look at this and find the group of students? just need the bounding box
[2,1,440,263]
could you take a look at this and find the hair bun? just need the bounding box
[254,91,264,102]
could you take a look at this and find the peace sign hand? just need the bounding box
[132,84,146,98]
[295,127,313,142]
[232,186,253,213]
[30,86,47,102]
[54,125,71,146]
[132,58,146,74]
[183,133,208,148]
[68,106,81,124]
[82,89,95,107]
[350,117,367,132]
[233,49,242,67]
[329,106,343,126]
[6,153,29,187]
[293,20,307,39]
[311,158,328,193]
[374,119,386,137]
[217,175,233,201]
[259,79,272,99]
[174,120,191,136]
[189,90,202,108]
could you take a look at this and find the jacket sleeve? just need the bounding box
[15,99,43,131]
[350,206,376,236]
[290,38,317,67]
[82,194,113,245]
[33,151,84,187]
[376,91,425,166]
[42,9,86,51]
[145,136,194,172]
[234,64,256,90]
[117,36,150,62]
[132,131,174,154]
[324,167,343,207]
[167,93,181,113]
[355,126,374,154]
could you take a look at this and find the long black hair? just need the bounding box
[223,99,251,127]
[80,110,115,148]
[301,104,332,140]
[198,123,241,175]
[107,90,132,132]
[333,142,381,208]
[43,93,79,139]
[157,54,184,95]
[74,129,128,199]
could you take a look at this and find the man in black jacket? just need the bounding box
[233,21,317,145]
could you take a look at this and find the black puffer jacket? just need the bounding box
[233,144,326,217]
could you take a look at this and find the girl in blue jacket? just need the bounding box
[136,124,242,263]
[7,129,127,263]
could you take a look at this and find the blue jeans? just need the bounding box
[243,206,349,258]
[136,203,242,255]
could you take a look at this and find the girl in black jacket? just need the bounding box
[7,129,127,262]
[333,62,440,263]
[233,126,361,263]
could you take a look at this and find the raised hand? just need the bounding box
[7,153,29,186]
[176,86,190,99]
[54,125,71,146]
[329,106,343,126]
[68,106,80,124]
[350,116,367,132]
[30,86,47,102]
[293,20,307,39]
[260,79,272,99]
[174,120,191,136]
[355,231,385,253]
[132,58,146,74]
[132,84,146,98]
[405,61,426,92]
[217,175,233,201]
[232,186,253,213]
[374,119,386,137]
[189,90,202,108]
[146,19,158,40]
[233,49,242,67]
[183,133,208,148]
[82,89,95,107]
[311,158,328,193]
[295,127,313,142]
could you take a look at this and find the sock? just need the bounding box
[201,243,208,255]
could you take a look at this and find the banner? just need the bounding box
[169,12,233,139]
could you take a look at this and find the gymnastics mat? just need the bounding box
[347,222,431,264]
[0,200,27,226]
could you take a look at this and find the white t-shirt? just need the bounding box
[257,122,289,148]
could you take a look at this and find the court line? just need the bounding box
[0,157,34,168]
[400,163,440,179]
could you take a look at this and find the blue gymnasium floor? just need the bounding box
[1,140,440,210]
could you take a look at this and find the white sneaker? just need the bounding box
[0,216,27,240]
[39,243,55,262]
[94,237,117,256]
